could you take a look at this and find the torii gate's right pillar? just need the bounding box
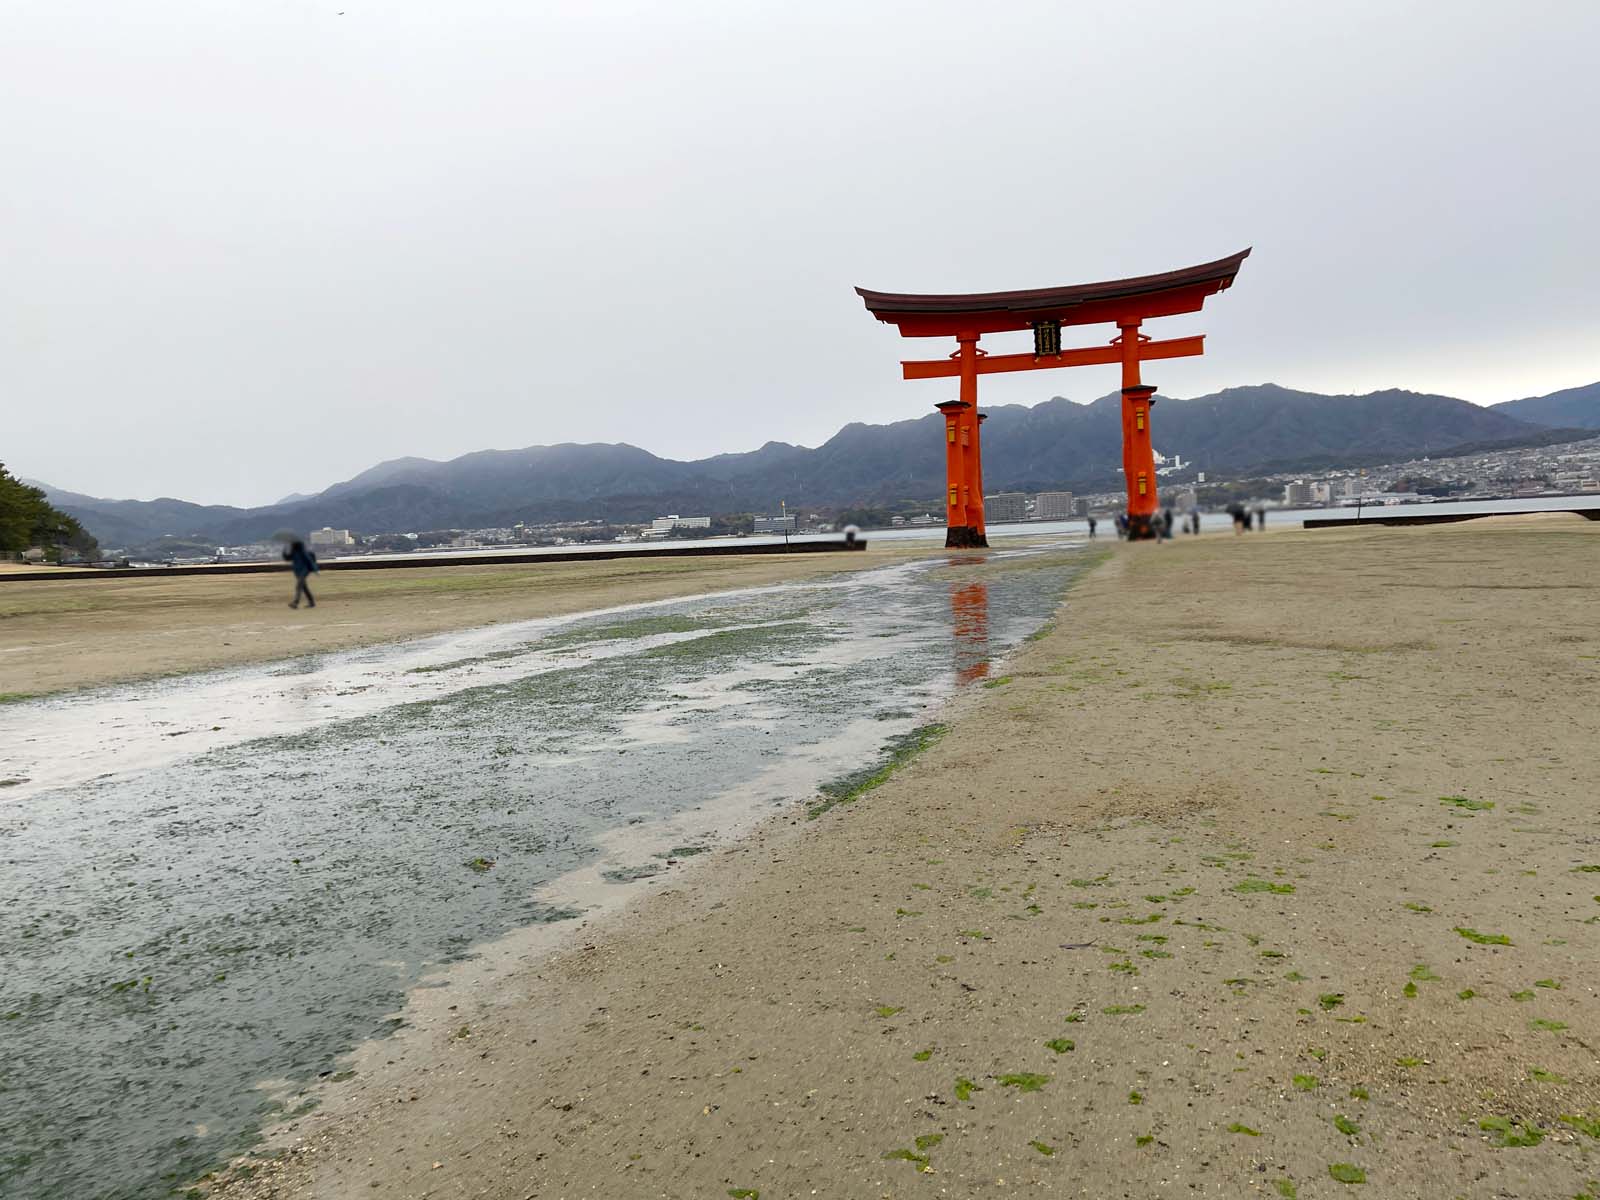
[1118,320,1160,540]
[958,334,987,546]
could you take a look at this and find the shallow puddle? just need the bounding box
[0,544,1086,1199]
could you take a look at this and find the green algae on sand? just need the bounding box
[998,1073,1050,1093]
[807,724,947,818]
[1234,879,1294,895]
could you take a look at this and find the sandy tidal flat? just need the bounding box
[0,547,927,698]
[212,524,1600,1200]
[164,520,1600,1196]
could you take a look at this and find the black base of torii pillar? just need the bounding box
[945,526,987,549]
[1125,513,1157,541]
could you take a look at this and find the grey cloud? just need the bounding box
[3,0,1596,504]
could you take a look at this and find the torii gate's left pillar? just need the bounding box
[934,333,988,549]
[958,335,987,547]
[936,400,985,548]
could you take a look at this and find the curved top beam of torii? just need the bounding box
[854,248,1250,338]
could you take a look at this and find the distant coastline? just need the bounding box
[27,383,1600,557]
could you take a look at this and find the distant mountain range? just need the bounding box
[1488,380,1600,429]
[34,381,1600,550]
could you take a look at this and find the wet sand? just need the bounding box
[6,546,1102,1200]
[0,546,931,698]
[206,517,1600,1200]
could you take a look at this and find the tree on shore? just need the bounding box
[0,464,100,560]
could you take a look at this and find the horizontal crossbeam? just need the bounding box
[901,334,1205,381]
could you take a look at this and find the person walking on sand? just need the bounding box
[1190,506,1201,535]
[284,539,319,608]
[1255,505,1267,530]
[1087,515,1097,539]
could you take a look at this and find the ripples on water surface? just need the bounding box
[0,545,1087,1199]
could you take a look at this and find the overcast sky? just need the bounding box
[5,0,1598,506]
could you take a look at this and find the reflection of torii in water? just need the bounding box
[950,578,989,686]
[856,250,1249,545]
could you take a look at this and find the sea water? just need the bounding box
[0,544,1088,1200]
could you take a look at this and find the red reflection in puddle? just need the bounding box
[950,580,989,684]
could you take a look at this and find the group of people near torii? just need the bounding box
[1100,503,1266,540]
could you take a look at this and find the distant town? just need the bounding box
[14,433,1599,568]
[187,433,1600,566]
[178,510,814,567]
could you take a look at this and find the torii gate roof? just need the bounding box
[856,248,1250,337]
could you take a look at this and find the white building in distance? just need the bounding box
[983,492,1028,523]
[1035,491,1075,521]
[645,515,711,537]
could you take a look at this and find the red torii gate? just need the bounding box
[856,249,1249,546]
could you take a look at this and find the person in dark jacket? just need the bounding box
[284,540,318,608]
[1087,515,1097,539]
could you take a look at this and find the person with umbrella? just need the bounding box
[276,530,319,608]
